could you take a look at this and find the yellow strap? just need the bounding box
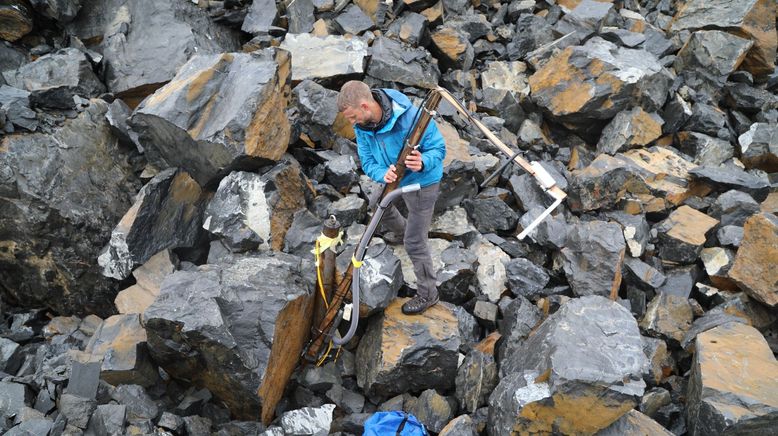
[351,255,363,268]
[310,231,343,256]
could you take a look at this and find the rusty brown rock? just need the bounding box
[85,314,159,388]
[687,322,778,435]
[430,26,474,71]
[670,0,777,77]
[0,1,33,42]
[729,213,778,307]
[597,409,673,436]
[114,250,178,314]
[656,205,719,264]
[597,107,664,155]
[356,298,461,399]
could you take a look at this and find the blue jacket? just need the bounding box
[354,89,446,188]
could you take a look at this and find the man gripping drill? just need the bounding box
[337,80,446,315]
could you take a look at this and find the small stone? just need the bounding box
[158,412,184,432]
[409,389,456,434]
[738,122,778,172]
[642,336,675,386]
[505,258,550,300]
[675,131,733,166]
[657,265,699,298]
[597,107,664,155]
[58,393,96,429]
[334,4,374,35]
[287,0,315,34]
[655,205,719,264]
[640,293,693,345]
[279,404,334,436]
[716,225,744,247]
[708,190,760,227]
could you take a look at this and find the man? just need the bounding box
[337,80,446,315]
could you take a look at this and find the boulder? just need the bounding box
[430,26,474,72]
[561,221,626,297]
[670,0,777,76]
[738,122,778,172]
[640,293,693,346]
[72,0,240,102]
[143,252,314,424]
[462,196,517,233]
[436,244,478,304]
[356,299,461,400]
[674,30,753,92]
[471,238,509,302]
[85,314,158,387]
[367,37,441,89]
[2,48,104,109]
[597,107,664,155]
[280,34,368,81]
[0,1,33,42]
[456,350,497,414]
[597,409,673,436]
[729,213,778,307]
[241,0,278,34]
[279,404,335,436]
[505,258,550,300]
[491,296,648,435]
[690,165,770,202]
[655,205,719,264]
[528,37,671,123]
[98,168,206,280]
[114,249,178,314]
[386,12,428,47]
[130,49,291,186]
[675,131,734,166]
[203,166,306,253]
[0,100,138,316]
[0,85,37,131]
[687,322,778,435]
[708,190,760,227]
[334,4,373,35]
[337,241,403,316]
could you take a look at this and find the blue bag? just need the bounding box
[363,411,428,436]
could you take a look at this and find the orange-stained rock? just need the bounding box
[115,250,178,314]
[597,107,664,155]
[356,298,462,399]
[687,322,778,435]
[655,205,719,264]
[729,213,778,307]
[85,314,159,387]
[431,26,474,71]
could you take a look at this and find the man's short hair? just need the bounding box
[337,80,372,112]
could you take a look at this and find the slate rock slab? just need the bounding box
[561,221,626,297]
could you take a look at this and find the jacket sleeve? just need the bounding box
[356,132,388,183]
[419,119,446,171]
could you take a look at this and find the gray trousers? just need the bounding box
[371,183,440,299]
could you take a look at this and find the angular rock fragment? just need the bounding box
[505,258,550,300]
[738,122,778,172]
[708,190,760,227]
[386,12,428,47]
[85,314,158,387]
[58,393,96,429]
[114,250,177,314]
[729,213,778,307]
[674,30,753,91]
[462,196,517,233]
[597,107,664,155]
[642,336,675,386]
[687,322,778,435]
[471,238,509,302]
[0,100,138,316]
[88,404,126,436]
[670,0,777,76]
[607,211,650,258]
[98,168,205,280]
[279,404,335,436]
[280,34,368,81]
[0,1,33,42]
[439,414,477,436]
[2,48,104,109]
[143,252,314,423]
[431,26,474,72]
[597,409,673,436]
[492,296,648,435]
[690,165,770,202]
[675,131,733,166]
[242,0,278,34]
[479,61,528,131]
[561,221,626,297]
[287,0,315,34]
[334,4,373,35]
[367,37,441,89]
[623,257,666,292]
[456,350,497,414]
[0,85,37,131]
[640,293,693,345]
[356,299,461,399]
[409,389,456,433]
[655,205,718,264]
[657,265,699,298]
[75,0,240,101]
[337,241,403,316]
[436,244,478,304]
[130,49,291,186]
[529,37,670,123]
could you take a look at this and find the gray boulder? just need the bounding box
[130,49,291,186]
[561,221,626,297]
[0,100,138,316]
[738,122,778,172]
[241,0,278,34]
[0,85,37,132]
[674,30,753,92]
[143,252,315,422]
[280,34,368,81]
[367,37,441,89]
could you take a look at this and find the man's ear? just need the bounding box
[360,101,370,110]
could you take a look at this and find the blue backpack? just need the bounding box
[363,411,428,436]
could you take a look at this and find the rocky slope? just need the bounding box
[1,0,777,435]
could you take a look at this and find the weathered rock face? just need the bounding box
[561,221,626,297]
[69,0,240,101]
[142,252,315,424]
[279,34,368,81]
[98,168,206,281]
[203,165,306,253]
[130,49,291,186]
[114,249,177,315]
[455,350,497,414]
[655,205,719,264]
[0,100,138,316]
[597,409,673,436]
[738,123,778,172]
[491,296,648,435]
[676,131,734,166]
[597,107,664,155]
[670,0,777,77]
[687,322,778,435]
[674,30,753,92]
[640,293,693,346]
[430,26,474,72]
[356,299,461,400]
[241,0,277,34]
[84,314,158,388]
[729,213,778,307]
[528,37,671,124]
[367,36,441,89]
[2,48,104,109]
[0,1,34,42]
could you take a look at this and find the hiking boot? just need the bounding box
[401,294,439,315]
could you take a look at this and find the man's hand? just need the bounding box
[405,149,423,172]
[384,164,398,183]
